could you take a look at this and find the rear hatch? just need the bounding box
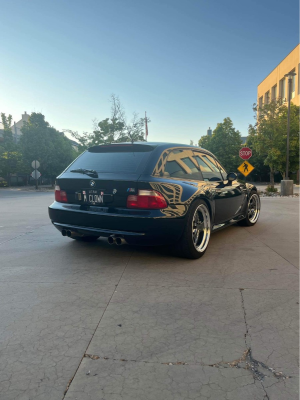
[56,143,156,208]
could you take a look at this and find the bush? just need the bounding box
[266,185,278,193]
[0,178,8,187]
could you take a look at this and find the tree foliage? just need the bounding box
[198,118,242,172]
[65,95,148,152]
[245,133,270,182]
[20,113,77,182]
[198,135,212,150]
[0,113,23,184]
[0,113,15,153]
[248,100,299,185]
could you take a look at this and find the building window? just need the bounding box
[279,78,286,100]
[258,96,263,108]
[292,75,295,98]
[290,70,296,99]
[271,84,277,101]
[298,64,300,95]
[264,91,270,104]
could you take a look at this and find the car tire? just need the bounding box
[238,191,260,226]
[177,199,211,259]
[71,236,100,242]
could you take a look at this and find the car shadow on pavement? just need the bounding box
[65,225,239,262]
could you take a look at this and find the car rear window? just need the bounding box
[67,144,154,174]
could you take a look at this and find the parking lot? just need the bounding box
[0,189,298,400]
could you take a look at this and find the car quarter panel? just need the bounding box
[137,175,215,221]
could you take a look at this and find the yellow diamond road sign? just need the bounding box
[238,160,254,177]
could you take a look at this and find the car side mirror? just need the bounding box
[227,172,237,185]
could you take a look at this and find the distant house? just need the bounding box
[58,131,79,151]
[69,139,79,151]
[11,112,30,142]
[0,112,29,143]
[0,113,79,151]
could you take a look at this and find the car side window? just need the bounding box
[215,160,227,180]
[194,153,223,181]
[160,149,203,181]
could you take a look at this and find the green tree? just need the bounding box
[198,118,242,172]
[245,132,270,182]
[198,135,212,150]
[248,100,299,186]
[20,113,77,184]
[1,113,13,146]
[0,113,23,185]
[65,95,148,151]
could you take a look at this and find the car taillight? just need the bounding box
[127,190,167,209]
[55,185,68,203]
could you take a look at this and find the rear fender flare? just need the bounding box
[192,195,214,223]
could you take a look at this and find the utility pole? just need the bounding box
[284,72,296,179]
[35,159,38,190]
[281,71,296,195]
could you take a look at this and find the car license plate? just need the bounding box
[84,189,103,204]
[76,190,113,204]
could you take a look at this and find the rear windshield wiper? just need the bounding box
[70,168,98,178]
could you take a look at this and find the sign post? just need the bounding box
[239,147,252,182]
[31,160,40,189]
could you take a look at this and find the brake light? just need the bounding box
[127,190,167,209]
[55,185,68,203]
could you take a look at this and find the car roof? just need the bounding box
[96,141,215,157]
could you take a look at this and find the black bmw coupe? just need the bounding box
[48,142,260,259]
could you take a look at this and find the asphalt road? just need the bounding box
[0,189,298,400]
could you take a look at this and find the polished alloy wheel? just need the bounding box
[248,193,260,223]
[192,204,211,252]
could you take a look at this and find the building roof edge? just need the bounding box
[257,43,300,88]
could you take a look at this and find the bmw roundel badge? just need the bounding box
[90,180,96,187]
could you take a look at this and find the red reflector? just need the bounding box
[127,190,167,209]
[127,195,138,208]
[55,186,68,203]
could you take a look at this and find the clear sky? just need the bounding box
[1,0,299,144]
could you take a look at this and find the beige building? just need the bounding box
[12,112,30,142]
[257,44,300,107]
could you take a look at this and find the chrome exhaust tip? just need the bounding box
[108,236,116,245]
[115,237,127,246]
[66,230,72,237]
[62,229,67,236]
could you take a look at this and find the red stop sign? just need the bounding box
[239,147,252,160]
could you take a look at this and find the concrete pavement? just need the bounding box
[0,189,298,399]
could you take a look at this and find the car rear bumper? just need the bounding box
[48,201,185,245]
